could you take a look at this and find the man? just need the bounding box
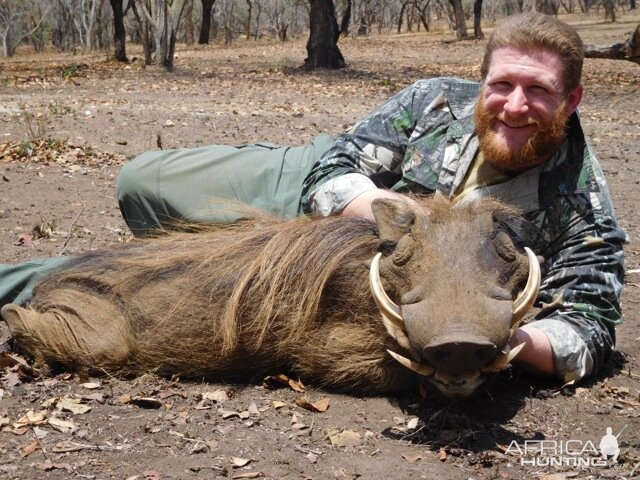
[1,13,625,384]
[299,13,625,383]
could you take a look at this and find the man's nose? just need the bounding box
[504,86,529,114]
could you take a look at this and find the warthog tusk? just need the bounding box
[370,253,412,350]
[370,253,403,323]
[512,247,541,326]
[387,349,435,377]
[480,342,526,374]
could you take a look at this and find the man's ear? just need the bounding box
[371,198,415,244]
[566,84,583,116]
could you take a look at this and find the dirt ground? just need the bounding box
[0,13,639,480]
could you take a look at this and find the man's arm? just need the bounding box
[517,194,626,382]
[301,80,446,216]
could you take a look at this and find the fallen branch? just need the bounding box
[584,24,640,64]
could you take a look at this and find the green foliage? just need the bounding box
[16,140,35,158]
[58,63,88,79]
[48,102,72,116]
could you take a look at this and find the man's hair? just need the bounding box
[480,12,584,93]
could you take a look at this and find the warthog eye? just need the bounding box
[493,231,516,262]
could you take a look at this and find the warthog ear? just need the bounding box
[371,198,416,244]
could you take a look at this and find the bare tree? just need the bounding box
[184,0,194,44]
[138,0,187,70]
[448,0,468,39]
[304,0,345,69]
[473,0,482,38]
[0,0,51,57]
[128,0,153,64]
[339,0,351,35]
[110,0,128,61]
[199,0,215,43]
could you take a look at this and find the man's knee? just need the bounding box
[117,156,152,202]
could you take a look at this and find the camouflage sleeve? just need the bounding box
[527,192,626,383]
[300,79,443,215]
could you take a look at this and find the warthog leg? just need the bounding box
[1,288,131,372]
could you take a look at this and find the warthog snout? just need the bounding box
[422,336,499,376]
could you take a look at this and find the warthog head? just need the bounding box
[369,198,541,399]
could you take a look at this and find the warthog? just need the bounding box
[2,197,540,398]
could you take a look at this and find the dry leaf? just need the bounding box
[438,447,447,461]
[406,417,419,430]
[232,472,263,479]
[14,410,47,428]
[231,457,252,467]
[37,460,72,472]
[143,470,161,480]
[205,439,220,451]
[58,396,91,415]
[48,416,77,433]
[272,401,286,409]
[41,397,59,408]
[20,440,40,458]
[327,429,362,447]
[401,453,422,463]
[263,374,305,392]
[219,408,240,419]
[52,441,86,453]
[202,389,228,403]
[80,381,102,390]
[295,396,330,413]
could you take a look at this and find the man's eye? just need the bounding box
[530,85,550,95]
[492,81,512,90]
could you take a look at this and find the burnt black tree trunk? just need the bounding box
[110,0,128,61]
[304,0,345,69]
[199,0,215,44]
[473,0,483,39]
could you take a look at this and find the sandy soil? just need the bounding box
[0,13,639,480]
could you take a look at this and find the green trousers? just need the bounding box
[117,134,334,235]
[0,135,334,306]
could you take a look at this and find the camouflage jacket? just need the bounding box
[301,77,626,383]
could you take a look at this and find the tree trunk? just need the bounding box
[185,0,194,45]
[304,0,345,69]
[199,0,215,44]
[473,0,483,39]
[340,0,351,36]
[603,0,615,22]
[245,0,252,39]
[110,0,128,61]
[398,0,409,33]
[448,0,468,40]
[584,24,639,64]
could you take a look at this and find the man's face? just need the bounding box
[475,46,583,171]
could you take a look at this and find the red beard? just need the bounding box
[474,93,569,172]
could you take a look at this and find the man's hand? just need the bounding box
[509,326,555,376]
[341,188,427,220]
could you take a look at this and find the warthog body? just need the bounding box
[2,197,539,398]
